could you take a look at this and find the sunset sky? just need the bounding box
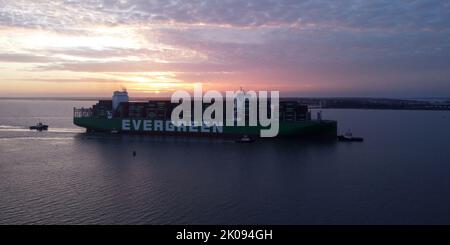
[0,0,449,97]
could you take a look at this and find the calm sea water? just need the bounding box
[0,99,450,224]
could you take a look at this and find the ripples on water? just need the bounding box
[1,100,450,224]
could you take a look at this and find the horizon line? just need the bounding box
[0,96,449,101]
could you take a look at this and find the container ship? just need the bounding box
[73,91,337,139]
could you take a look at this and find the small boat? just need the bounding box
[338,130,363,142]
[29,122,49,131]
[235,134,254,143]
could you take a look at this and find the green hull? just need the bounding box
[74,117,337,139]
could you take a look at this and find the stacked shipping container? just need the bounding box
[91,100,310,122]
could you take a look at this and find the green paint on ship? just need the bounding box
[73,117,337,139]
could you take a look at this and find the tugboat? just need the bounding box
[235,134,254,143]
[29,122,49,131]
[338,130,363,142]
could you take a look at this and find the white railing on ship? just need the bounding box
[73,108,93,118]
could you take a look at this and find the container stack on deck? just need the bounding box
[92,100,112,118]
[90,99,313,123]
[279,101,310,122]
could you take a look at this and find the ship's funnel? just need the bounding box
[112,90,129,111]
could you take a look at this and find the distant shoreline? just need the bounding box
[0,97,103,101]
[1,96,449,101]
[1,97,449,111]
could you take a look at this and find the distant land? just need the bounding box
[295,97,450,110]
[0,97,449,110]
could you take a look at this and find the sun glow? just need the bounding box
[118,72,187,94]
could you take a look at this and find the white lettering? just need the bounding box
[212,125,224,133]
[154,120,163,131]
[203,90,223,127]
[165,121,175,132]
[132,120,141,131]
[122,119,130,131]
[176,229,210,243]
[225,91,238,126]
[177,124,187,132]
[170,84,280,137]
[143,120,152,131]
[201,125,210,133]
[259,91,279,137]
[193,83,203,126]
[171,90,191,126]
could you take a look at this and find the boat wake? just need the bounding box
[0,125,24,129]
[0,125,84,133]
[48,128,85,133]
[0,136,74,141]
